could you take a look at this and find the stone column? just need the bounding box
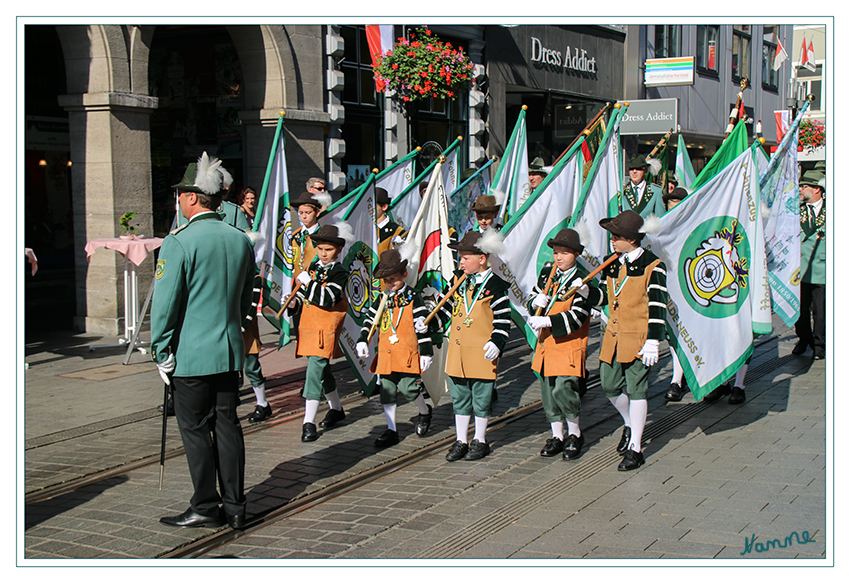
[59,91,158,335]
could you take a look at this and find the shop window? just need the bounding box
[732,25,752,83]
[761,25,780,91]
[696,25,719,76]
[340,25,379,107]
[653,25,681,59]
[797,65,824,112]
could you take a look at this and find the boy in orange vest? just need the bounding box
[356,249,434,447]
[526,228,594,460]
[286,223,351,442]
[433,230,511,461]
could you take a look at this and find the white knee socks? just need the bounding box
[455,414,471,443]
[609,394,631,426]
[253,383,268,407]
[304,399,320,425]
[551,421,564,440]
[413,394,430,415]
[566,417,581,438]
[671,351,684,384]
[325,389,342,411]
[474,416,488,443]
[383,403,397,431]
[735,364,748,389]
[628,399,648,452]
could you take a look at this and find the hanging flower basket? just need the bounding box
[798,118,825,153]
[373,26,474,107]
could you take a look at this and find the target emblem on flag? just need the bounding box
[343,242,379,322]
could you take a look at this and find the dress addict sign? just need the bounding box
[530,37,597,74]
[618,98,678,135]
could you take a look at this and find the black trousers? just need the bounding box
[172,372,246,517]
[796,282,826,355]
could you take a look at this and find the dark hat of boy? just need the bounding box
[799,170,825,191]
[663,187,689,205]
[309,224,346,248]
[529,157,548,176]
[418,181,429,193]
[448,230,486,254]
[373,248,408,279]
[470,194,500,214]
[627,154,649,170]
[290,191,323,209]
[376,187,391,206]
[599,209,645,241]
[547,228,584,254]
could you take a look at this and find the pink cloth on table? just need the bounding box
[84,238,165,266]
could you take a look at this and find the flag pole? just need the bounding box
[724,78,749,139]
[553,102,612,165]
[253,111,286,232]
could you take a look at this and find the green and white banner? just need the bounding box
[674,133,697,189]
[492,107,531,224]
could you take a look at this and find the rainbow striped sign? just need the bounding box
[645,56,695,86]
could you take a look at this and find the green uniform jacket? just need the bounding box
[800,201,826,284]
[610,181,666,218]
[151,212,256,377]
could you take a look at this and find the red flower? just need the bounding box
[392,64,399,70]
[403,96,410,101]
[447,91,454,97]
[407,51,416,57]
[425,29,432,35]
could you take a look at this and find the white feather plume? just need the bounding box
[194,152,224,195]
[313,192,333,208]
[492,190,506,206]
[478,227,506,256]
[397,239,420,265]
[246,230,265,248]
[335,221,355,247]
[220,166,233,190]
[646,157,662,176]
[640,213,662,235]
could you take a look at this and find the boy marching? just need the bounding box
[433,230,512,461]
[586,210,668,471]
[286,223,352,442]
[290,191,332,283]
[356,249,435,447]
[526,228,594,460]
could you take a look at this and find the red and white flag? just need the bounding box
[800,36,817,72]
[366,25,394,90]
[772,38,787,71]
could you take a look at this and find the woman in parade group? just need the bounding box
[239,186,258,228]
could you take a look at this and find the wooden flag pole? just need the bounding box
[423,273,467,325]
[558,253,621,304]
[725,78,750,138]
[276,281,303,319]
[366,291,390,344]
[533,262,557,317]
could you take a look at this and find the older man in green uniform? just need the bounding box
[611,155,666,218]
[793,170,827,360]
[152,153,256,530]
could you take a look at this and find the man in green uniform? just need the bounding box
[152,153,256,530]
[611,155,666,218]
[793,170,826,360]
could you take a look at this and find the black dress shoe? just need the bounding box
[301,422,318,442]
[812,350,825,361]
[226,513,247,530]
[374,429,400,448]
[703,382,732,403]
[319,408,346,429]
[157,399,175,417]
[616,426,631,455]
[415,405,433,437]
[617,448,645,471]
[445,440,469,462]
[540,436,564,457]
[665,382,687,402]
[248,404,272,423]
[792,340,810,355]
[160,508,224,528]
[464,439,490,460]
[562,434,585,460]
[728,386,745,404]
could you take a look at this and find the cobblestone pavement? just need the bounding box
[21,316,831,567]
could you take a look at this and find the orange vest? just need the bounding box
[445,280,498,380]
[295,281,348,360]
[371,304,421,374]
[532,294,589,377]
[600,259,662,364]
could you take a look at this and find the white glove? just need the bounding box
[528,316,551,332]
[392,235,405,245]
[591,308,602,319]
[419,355,432,372]
[638,339,659,367]
[571,278,589,298]
[157,353,175,385]
[483,341,500,361]
[414,316,428,334]
[531,294,549,309]
[356,342,370,359]
[296,271,312,287]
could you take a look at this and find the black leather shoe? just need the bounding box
[703,382,732,403]
[226,513,247,530]
[157,398,175,417]
[415,405,433,437]
[160,508,224,528]
[301,422,318,442]
[445,440,469,462]
[665,382,687,402]
[616,426,631,455]
[617,448,645,471]
[562,434,585,460]
[319,408,346,429]
[812,350,825,361]
[464,439,490,460]
[728,386,745,404]
[792,340,810,355]
[540,436,564,457]
[248,404,272,423]
[375,429,399,448]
